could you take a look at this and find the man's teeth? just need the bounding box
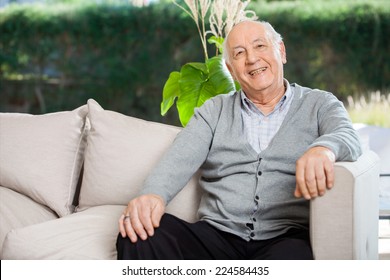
[250,67,266,76]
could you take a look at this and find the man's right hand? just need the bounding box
[118,194,165,243]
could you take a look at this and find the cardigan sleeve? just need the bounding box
[138,98,218,204]
[308,92,362,161]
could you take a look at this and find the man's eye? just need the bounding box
[234,50,244,57]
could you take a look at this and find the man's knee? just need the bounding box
[116,214,185,260]
[116,233,135,259]
[266,237,313,260]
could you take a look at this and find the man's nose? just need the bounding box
[246,50,258,64]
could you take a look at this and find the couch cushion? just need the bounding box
[77,99,202,222]
[0,187,58,255]
[0,106,88,217]
[0,205,123,259]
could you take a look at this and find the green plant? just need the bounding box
[160,0,257,126]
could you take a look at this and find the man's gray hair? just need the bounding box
[223,20,283,63]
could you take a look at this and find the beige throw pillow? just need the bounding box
[0,106,88,217]
[77,99,183,210]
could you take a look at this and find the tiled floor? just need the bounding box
[379,219,390,260]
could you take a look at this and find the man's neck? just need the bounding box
[245,84,286,115]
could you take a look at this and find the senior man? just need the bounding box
[116,20,362,260]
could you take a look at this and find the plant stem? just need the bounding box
[173,0,209,61]
[201,14,208,60]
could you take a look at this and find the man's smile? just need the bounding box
[249,67,267,76]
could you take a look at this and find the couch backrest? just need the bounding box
[0,99,202,222]
[76,99,202,222]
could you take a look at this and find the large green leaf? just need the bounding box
[176,56,236,126]
[186,62,208,73]
[161,71,181,116]
[161,56,236,126]
[176,62,209,126]
[207,56,236,94]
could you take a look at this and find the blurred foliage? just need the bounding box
[347,92,390,128]
[0,0,389,126]
[252,0,390,101]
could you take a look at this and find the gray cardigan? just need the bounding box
[140,83,362,241]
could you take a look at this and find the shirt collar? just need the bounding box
[240,79,292,116]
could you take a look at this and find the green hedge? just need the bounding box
[0,0,389,125]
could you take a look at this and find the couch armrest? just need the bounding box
[310,150,381,259]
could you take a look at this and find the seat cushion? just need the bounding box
[1,205,123,260]
[0,105,88,217]
[0,187,58,255]
[77,99,202,222]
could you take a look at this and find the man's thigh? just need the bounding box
[250,229,313,260]
[117,213,242,260]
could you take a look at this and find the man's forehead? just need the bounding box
[228,32,268,50]
[231,38,266,50]
[229,21,264,35]
[227,22,267,43]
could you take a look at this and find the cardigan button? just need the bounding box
[257,171,262,176]
[246,223,254,230]
[250,232,255,238]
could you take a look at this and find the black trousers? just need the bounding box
[116,213,313,260]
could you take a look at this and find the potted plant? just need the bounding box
[161,0,258,126]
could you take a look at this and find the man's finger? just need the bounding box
[139,202,155,237]
[296,163,311,200]
[130,207,148,241]
[305,165,318,198]
[314,163,327,196]
[324,161,335,189]
[118,214,127,238]
[294,186,302,198]
[151,202,164,228]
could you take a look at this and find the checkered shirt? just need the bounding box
[241,81,293,153]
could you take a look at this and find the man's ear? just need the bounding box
[225,62,236,80]
[279,41,287,64]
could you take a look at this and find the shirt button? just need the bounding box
[250,232,255,238]
[255,195,259,201]
[252,218,257,222]
[257,171,262,176]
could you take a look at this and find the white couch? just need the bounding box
[0,99,381,260]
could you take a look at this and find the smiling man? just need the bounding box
[225,21,287,116]
[116,20,362,260]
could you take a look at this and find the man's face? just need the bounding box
[225,22,286,97]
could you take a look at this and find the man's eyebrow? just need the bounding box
[232,45,245,51]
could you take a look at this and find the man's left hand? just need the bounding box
[295,146,336,200]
